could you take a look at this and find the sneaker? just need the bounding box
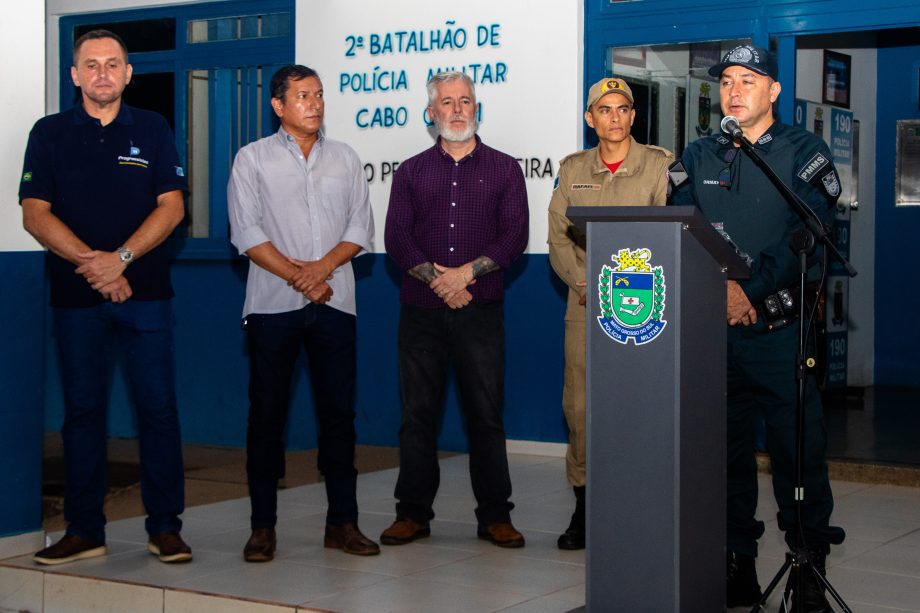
[33,534,106,565]
[726,550,762,607]
[147,531,192,563]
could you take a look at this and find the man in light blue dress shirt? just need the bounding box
[227,65,378,561]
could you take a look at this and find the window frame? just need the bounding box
[60,0,294,259]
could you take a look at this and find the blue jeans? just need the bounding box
[394,301,514,527]
[54,300,184,542]
[244,303,359,528]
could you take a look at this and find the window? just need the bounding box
[603,39,750,154]
[61,1,294,257]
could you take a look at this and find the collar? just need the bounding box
[716,121,779,155]
[435,134,481,163]
[73,101,134,126]
[276,126,325,149]
[592,136,641,176]
[749,121,778,150]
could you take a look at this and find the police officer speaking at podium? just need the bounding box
[669,44,845,611]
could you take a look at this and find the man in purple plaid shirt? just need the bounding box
[381,71,529,548]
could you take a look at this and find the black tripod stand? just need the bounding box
[728,128,856,613]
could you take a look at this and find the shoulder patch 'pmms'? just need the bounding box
[797,152,829,183]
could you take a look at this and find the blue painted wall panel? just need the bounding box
[41,254,570,451]
[0,252,45,536]
[875,41,920,385]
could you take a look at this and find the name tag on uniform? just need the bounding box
[571,183,601,191]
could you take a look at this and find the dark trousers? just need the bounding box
[54,300,184,542]
[245,303,358,529]
[394,301,514,527]
[726,324,845,557]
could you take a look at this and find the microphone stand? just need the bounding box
[731,132,856,613]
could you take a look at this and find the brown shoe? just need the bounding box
[324,523,380,556]
[33,534,107,565]
[380,518,431,546]
[147,531,193,563]
[243,528,277,562]
[478,522,525,548]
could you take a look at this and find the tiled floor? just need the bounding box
[3,453,920,612]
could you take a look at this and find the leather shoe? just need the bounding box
[477,522,525,548]
[324,523,380,556]
[33,534,107,566]
[380,518,431,545]
[557,519,585,550]
[726,550,762,607]
[147,531,192,563]
[243,528,277,563]
[557,485,585,550]
[790,548,833,613]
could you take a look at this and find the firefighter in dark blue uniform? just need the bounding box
[670,45,844,612]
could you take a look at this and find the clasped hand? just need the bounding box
[75,250,132,303]
[288,258,334,304]
[430,263,474,309]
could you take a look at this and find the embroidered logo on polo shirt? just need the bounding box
[175,166,185,177]
[119,145,149,169]
[571,184,601,191]
[118,155,150,168]
[21,171,32,182]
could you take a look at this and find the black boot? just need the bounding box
[790,546,833,613]
[557,486,585,550]
[726,550,762,607]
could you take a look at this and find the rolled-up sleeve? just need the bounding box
[227,147,270,255]
[341,151,374,254]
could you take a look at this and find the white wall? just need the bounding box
[1,2,45,251]
[297,0,582,254]
[797,46,877,387]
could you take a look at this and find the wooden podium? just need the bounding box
[567,205,748,612]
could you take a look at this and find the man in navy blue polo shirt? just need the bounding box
[19,29,190,565]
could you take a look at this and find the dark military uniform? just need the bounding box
[671,121,845,557]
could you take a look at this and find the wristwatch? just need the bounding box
[117,246,134,266]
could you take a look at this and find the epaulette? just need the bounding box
[558,149,592,168]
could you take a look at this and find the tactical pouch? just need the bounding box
[760,288,798,331]
[760,283,821,331]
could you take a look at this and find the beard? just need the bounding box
[436,115,478,142]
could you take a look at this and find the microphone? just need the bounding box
[720,115,744,140]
